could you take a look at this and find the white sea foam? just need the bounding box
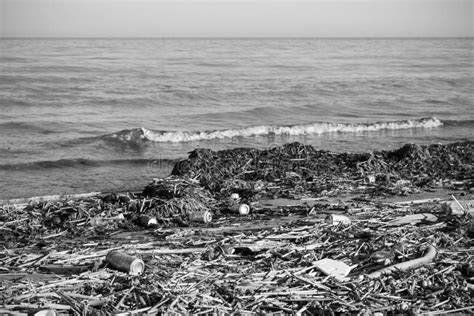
[140,117,443,143]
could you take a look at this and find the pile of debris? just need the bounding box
[142,176,217,226]
[171,141,473,199]
[0,141,472,315]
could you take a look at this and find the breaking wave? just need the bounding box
[105,117,443,144]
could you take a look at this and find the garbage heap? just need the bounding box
[0,141,472,315]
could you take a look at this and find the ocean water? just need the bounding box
[0,38,473,199]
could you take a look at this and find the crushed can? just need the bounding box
[106,250,145,276]
[188,210,212,223]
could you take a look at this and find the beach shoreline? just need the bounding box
[2,37,473,201]
[1,140,472,314]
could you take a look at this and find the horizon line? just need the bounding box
[1,36,473,40]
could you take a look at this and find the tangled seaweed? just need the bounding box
[171,141,473,198]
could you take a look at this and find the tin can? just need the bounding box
[106,250,145,276]
[325,214,351,225]
[230,203,250,215]
[366,175,376,184]
[188,210,212,223]
[138,215,158,227]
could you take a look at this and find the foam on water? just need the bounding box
[113,117,443,143]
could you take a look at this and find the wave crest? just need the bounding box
[103,117,443,144]
[143,117,443,143]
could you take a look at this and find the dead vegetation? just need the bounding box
[0,141,472,315]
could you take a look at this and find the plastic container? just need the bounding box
[325,214,351,226]
[188,210,212,223]
[106,250,145,276]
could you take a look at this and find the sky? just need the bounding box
[1,0,473,38]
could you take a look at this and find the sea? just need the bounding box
[1,38,473,200]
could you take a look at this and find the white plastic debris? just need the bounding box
[325,214,351,225]
[313,258,353,281]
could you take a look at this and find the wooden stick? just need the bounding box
[391,198,441,205]
[53,247,122,264]
[296,302,310,315]
[451,195,465,211]
[41,231,67,240]
[36,279,86,291]
[147,297,170,313]
[425,305,474,315]
[367,245,437,279]
[18,254,45,268]
[151,247,207,255]
[12,292,60,301]
[53,253,107,264]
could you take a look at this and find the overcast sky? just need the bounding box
[1,0,473,38]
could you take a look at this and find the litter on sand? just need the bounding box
[0,141,472,315]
